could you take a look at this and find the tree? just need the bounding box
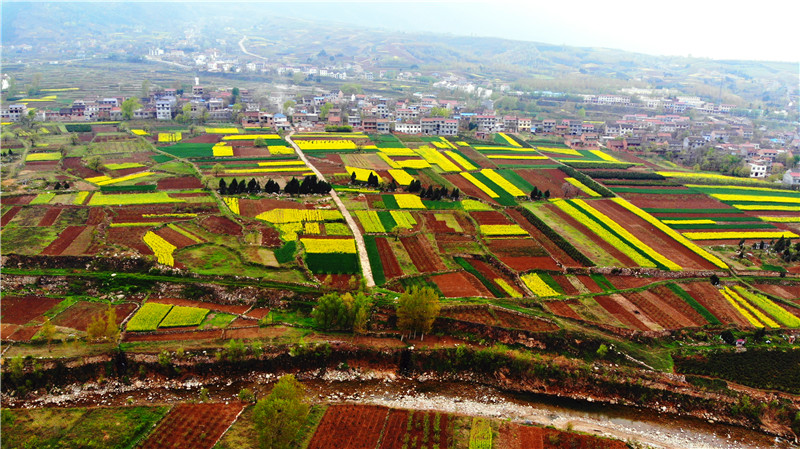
[430,107,451,118]
[253,375,310,449]
[350,171,357,184]
[319,102,333,119]
[231,87,240,104]
[396,286,441,339]
[212,163,225,176]
[41,318,56,350]
[84,155,104,171]
[311,292,372,332]
[27,73,42,96]
[86,306,119,342]
[121,97,142,120]
[283,100,296,114]
[218,178,227,194]
[141,80,151,99]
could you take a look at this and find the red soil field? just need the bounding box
[157,176,203,190]
[544,300,582,321]
[442,173,497,204]
[183,134,221,143]
[155,226,198,248]
[515,168,572,198]
[41,225,86,255]
[593,296,651,331]
[550,275,580,295]
[546,203,638,267]
[52,301,137,331]
[78,133,95,143]
[603,275,666,290]
[317,273,358,290]
[106,226,153,255]
[307,404,390,449]
[37,207,63,226]
[1,206,21,226]
[486,237,561,271]
[541,427,627,449]
[424,212,458,233]
[1,324,21,340]
[651,285,709,326]
[232,147,271,157]
[683,282,751,327]
[8,326,42,341]
[148,297,251,315]
[575,275,604,293]
[434,234,477,254]
[110,205,177,223]
[2,195,35,205]
[431,271,491,298]
[515,424,544,449]
[1,296,63,325]
[138,403,244,449]
[626,193,733,211]
[752,283,800,300]
[401,234,446,273]
[25,161,60,171]
[91,125,118,133]
[378,409,451,449]
[201,215,243,236]
[442,306,558,332]
[123,329,224,342]
[465,258,522,297]
[623,291,697,329]
[375,237,403,279]
[246,307,270,320]
[63,157,103,178]
[261,227,282,247]
[470,210,512,225]
[237,198,306,217]
[86,207,105,225]
[505,209,583,268]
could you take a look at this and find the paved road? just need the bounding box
[285,133,375,287]
[238,36,268,61]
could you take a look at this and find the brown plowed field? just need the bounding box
[237,198,306,217]
[603,275,665,290]
[1,296,63,325]
[261,227,282,247]
[378,409,452,449]
[550,275,580,295]
[442,306,558,332]
[505,209,583,268]
[148,297,251,314]
[1,206,22,226]
[375,237,403,278]
[546,203,637,267]
[2,195,35,205]
[8,326,42,341]
[184,134,221,143]
[442,173,497,204]
[626,193,733,211]
[201,215,243,235]
[25,161,60,171]
[623,291,695,329]
[157,176,203,189]
[62,157,103,178]
[683,282,751,327]
[123,329,223,342]
[36,207,62,226]
[111,206,177,223]
[431,272,491,298]
[593,296,651,331]
[156,226,198,248]
[107,226,152,254]
[245,307,270,319]
[515,168,571,198]
[86,207,105,225]
[541,427,627,449]
[487,237,560,271]
[52,301,137,331]
[470,210,511,225]
[465,258,522,297]
[752,283,800,300]
[307,404,390,449]
[1,323,21,340]
[138,403,243,449]
[650,285,709,326]
[41,225,86,255]
[400,234,445,273]
[544,300,582,320]
[61,226,95,255]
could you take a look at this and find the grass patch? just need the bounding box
[363,235,386,285]
[200,312,237,329]
[274,241,297,264]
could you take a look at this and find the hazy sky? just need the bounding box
[260,0,799,63]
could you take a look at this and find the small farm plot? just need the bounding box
[430,271,492,298]
[158,305,210,328]
[125,303,173,331]
[51,301,137,332]
[377,409,453,449]
[301,238,361,274]
[441,306,558,332]
[307,404,390,449]
[400,234,446,273]
[139,403,244,449]
[0,296,64,325]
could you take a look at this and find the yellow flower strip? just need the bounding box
[661,219,716,225]
[396,159,431,169]
[304,222,321,234]
[733,286,800,327]
[390,211,416,228]
[224,167,309,174]
[378,152,401,169]
[223,197,240,215]
[130,129,149,136]
[495,279,522,297]
[461,172,498,198]
[573,199,680,270]
[295,140,356,150]
[733,205,800,211]
[565,177,600,197]
[388,169,414,186]
[395,194,426,209]
[167,223,203,243]
[158,132,181,142]
[611,198,728,269]
[73,191,89,205]
[105,163,145,170]
[346,166,381,183]
[683,231,798,240]
[110,222,161,227]
[96,172,153,186]
[656,171,774,185]
[486,155,548,160]
[589,150,618,161]
[480,169,526,197]
[143,231,176,266]
[256,209,342,223]
[479,224,528,236]
[379,147,416,156]
[497,132,522,147]
[520,273,560,297]
[204,127,239,134]
[256,160,305,166]
[300,238,357,253]
[456,141,470,147]
[553,200,655,268]
[212,144,234,157]
[445,151,477,170]
[222,134,281,140]
[724,287,779,328]
[710,194,800,204]
[535,147,581,156]
[720,288,764,327]
[414,146,461,172]
[757,216,800,222]
[685,184,799,194]
[26,152,61,161]
[267,145,294,155]
[355,211,385,233]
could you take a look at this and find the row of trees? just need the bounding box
[406,180,461,201]
[218,175,331,196]
[529,186,551,200]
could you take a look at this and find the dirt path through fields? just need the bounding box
[285,133,375,286]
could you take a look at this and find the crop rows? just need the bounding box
[143,231,177,266]
[126,303,174,331]
[521,273,561,297]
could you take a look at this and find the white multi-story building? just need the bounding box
[156,97,177,120]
